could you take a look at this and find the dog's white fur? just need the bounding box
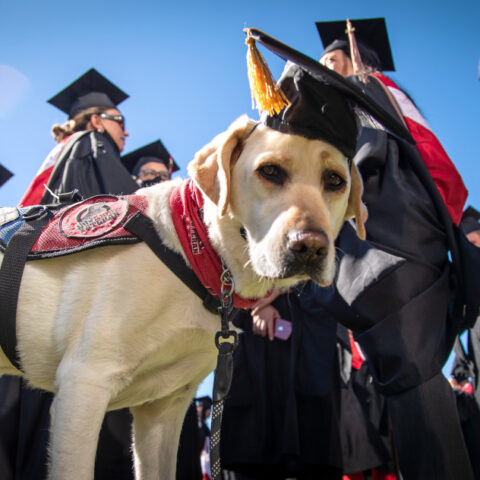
[0,115,366,479]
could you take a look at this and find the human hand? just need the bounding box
[252,305,280,341]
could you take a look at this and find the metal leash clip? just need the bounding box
[216,262,238,348]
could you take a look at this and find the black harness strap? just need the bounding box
[0,207,52,369]
[123,212,227,315]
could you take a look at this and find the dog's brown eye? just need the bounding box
[258,165,287,185]
[324,171,346,191]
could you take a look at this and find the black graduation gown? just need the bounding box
[336,325,394,475]
[323,76,473,479]
[0,131,139,479]
[220,286,343,480]
[41,130,138,204]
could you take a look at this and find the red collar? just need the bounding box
[169,179,258,309]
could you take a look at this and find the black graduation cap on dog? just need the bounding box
[316,17,395,72]
[244,28,413,159]
[122,140,179,176]
[47,68,129,118]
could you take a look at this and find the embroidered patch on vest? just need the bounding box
[24,194,148,258]
[59,196,129,238]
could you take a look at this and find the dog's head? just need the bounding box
[189,115,367,292]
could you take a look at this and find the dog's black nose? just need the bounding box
[287,230,328,264]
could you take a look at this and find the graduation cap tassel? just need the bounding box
[245,29,290,116]
[345,19,366,76]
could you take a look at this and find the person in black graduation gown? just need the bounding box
[194,396,212,459]
[450,206,480,479]
[176,401,203,480]
[194,396,212,478]
[19,68,138,207]
[234,25,473,480]
[315,18,473,479]
[221,291,396,480]
[122,139,179,188]
[220,26,418,480]
[221,286,343,480]
[336,325,396,479]
[0,69,139,480]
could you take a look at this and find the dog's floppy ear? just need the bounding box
[188,115,258,217]
[345,162,368,240]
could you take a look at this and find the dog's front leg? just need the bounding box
[49,365,114,480]
[131,393,194,480]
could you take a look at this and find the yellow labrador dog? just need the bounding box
[0,115,366,479]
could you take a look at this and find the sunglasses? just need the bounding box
[99,113,126,129]
[136,169,170,181]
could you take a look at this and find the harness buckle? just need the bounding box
[22,205,48,221]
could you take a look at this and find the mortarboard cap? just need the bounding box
[244,28,412,159]
[0,164,13,187]
[316,18,395,72]
[122,140,179,176]
[47,68,129,118]
[461,206,480,235]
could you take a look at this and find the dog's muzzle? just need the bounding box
[287,229,328,263]
[279,229,330,281]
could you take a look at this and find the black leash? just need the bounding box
[210,265,239,480]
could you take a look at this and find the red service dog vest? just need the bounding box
[0,195,147,259]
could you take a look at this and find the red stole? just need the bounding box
[372,73,467,225]
[19,133,81,207]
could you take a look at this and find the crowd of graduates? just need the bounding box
[0,15,479,480]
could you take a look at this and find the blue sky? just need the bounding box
[1,0,478,396]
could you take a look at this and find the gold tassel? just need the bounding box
[245,29,290,116]
[345,19,366,76]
